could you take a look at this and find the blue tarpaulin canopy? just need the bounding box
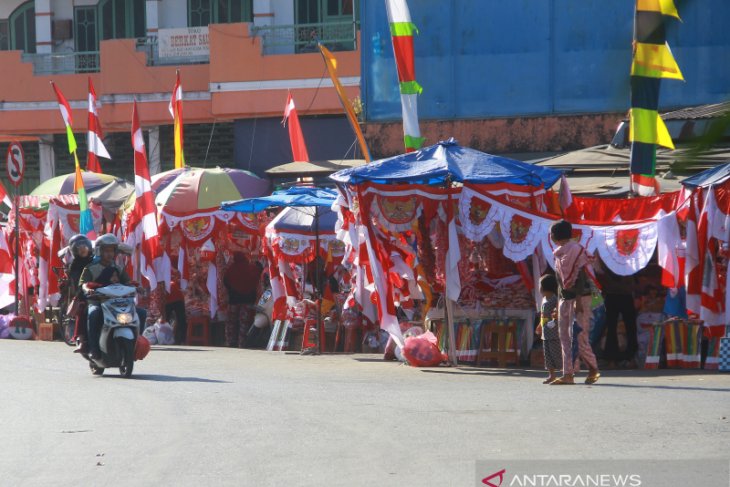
[680,163,730,189]
[221,186,337,213]
[329,138,562,187]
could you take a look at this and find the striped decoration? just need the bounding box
[385,0,425,152]
[664,319,702,368]
[629,0,683,196]
[644,323,664,369]
[704,336,722,370]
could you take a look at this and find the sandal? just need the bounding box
[549,376,574,385]
[585,371,601,384]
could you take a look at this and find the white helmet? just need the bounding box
[252,312,269,329]
[95,233,120,255]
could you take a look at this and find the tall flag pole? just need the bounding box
[131,100,162,290]
[87,78,111,173]
[318,44,371,162]
[169,70,186,169]
[385,0,425,153]
[629,0,683,196]
[282,91,310,162]
[51,81,94,236]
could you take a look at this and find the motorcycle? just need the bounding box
[82,283,141,378]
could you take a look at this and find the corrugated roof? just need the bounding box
[660,101,730,121]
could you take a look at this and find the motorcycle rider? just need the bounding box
[66,235,94,353]
[80,234,147,359]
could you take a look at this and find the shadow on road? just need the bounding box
[129,374,231,383]
[150,347,213,352]
[587,383,730,393]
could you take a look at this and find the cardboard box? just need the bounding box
[38,321,54,341]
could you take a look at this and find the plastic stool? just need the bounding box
[187,316,211,346]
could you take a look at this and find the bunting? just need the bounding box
[385,0,425,152]
[131,101,162,289]
[87,78,110,173]
[629,0,683,196]
[51,81,94,236]
[169,70,185,169]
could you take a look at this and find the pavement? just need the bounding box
[0,339,728,487]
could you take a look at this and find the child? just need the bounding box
[535,274,561,384]
[550,220,601,385]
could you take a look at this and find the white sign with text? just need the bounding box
[158,27,209,59]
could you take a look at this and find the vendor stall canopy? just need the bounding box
[221,187,337,214]
[680,162,730,189]
[330,138,563,187]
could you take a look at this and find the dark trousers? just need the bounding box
[165,301,187,344]
[603,293,638,361]
[225,303,255,348]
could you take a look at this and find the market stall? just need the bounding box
[330,138,564,365]
[222,187,346,352]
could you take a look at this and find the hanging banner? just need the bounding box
[158,27,209,59]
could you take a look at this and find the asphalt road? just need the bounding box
[1,340,728,487]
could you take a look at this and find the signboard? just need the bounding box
[158,27,209,59]
[6,141,25,187]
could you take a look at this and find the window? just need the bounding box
[0,20,9,51]
[75,7,98,52]
[296,0,357,24]
[188,0,253,27]
[99,0,145,41]
[10,1,35,53]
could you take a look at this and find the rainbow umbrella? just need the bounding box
[155,167,270,215]
[31,171,122,196]
[30,171,135,213]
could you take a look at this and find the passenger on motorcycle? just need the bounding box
[66,235,94,353]
[80,234,147,359]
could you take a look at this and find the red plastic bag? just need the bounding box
[402,331,447,367]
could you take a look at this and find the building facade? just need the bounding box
[0,0,361,192]
[360,0,730,158]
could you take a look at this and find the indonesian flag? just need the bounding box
[87,78,110,173]
[51,81,77,154]
[0,176,12,208]
[282,92,310,162]
[169,71,185,169]
[36,213,62,311]
[131,101,162,290]
[0,230,14,311]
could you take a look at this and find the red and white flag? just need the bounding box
[87,78,110,173]
[131,101,162,290]
[282,92,310,162]
[0,178,12,208]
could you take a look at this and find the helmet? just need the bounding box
[68,234,93,258]
[135,335,151,360]
[95,233,119,255]
[252,312,269,329]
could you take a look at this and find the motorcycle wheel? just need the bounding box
[89,362,104,376]
[119,339,135,378]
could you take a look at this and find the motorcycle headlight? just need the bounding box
[117,313,133,324]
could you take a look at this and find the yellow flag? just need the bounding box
[631,42,684,81]
[319,44,371,162]
[636,0,680,19]
[630,108,675,150]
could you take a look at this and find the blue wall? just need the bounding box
[361,0,730,121]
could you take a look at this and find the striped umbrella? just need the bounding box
[31,171,120,196]
[155,167,270,215]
